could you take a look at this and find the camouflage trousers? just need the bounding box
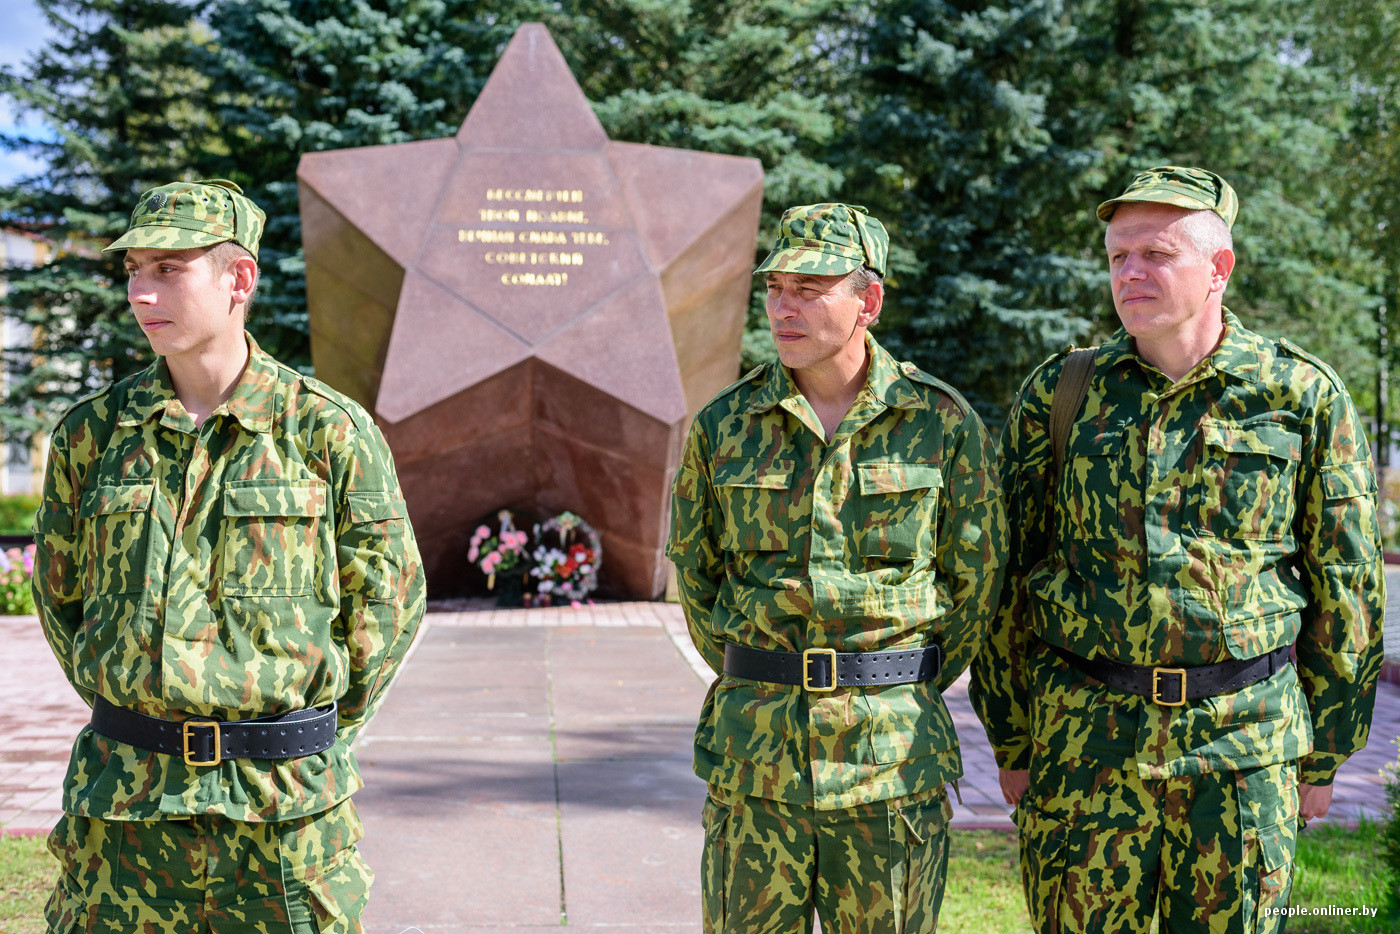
[701,783,952,934]
[44,797,372,933]
[1016,750,1298,934]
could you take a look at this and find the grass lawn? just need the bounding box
[0,833,50,934]
[1289,819,1399,933]
[0,824,1391,932]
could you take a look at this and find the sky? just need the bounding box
[0,0,54,186]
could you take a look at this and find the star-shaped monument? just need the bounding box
[298,23,763,597]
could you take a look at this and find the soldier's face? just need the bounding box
[124,246,249,360]
[1105,203,1231,346]
[765,271,877,372]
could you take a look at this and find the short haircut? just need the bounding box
[1177,209,1234,262]
[205,239,259,314]
[847,265,883,325]
[847,265,882,296]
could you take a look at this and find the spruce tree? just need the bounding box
[540,0,859,368]
[196,0,522,368]
[0,0,211,440]
[847,0,1097,424]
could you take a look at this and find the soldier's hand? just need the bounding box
[998,768,1030,806]
[1299,782,1333,822]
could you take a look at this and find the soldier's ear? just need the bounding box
[1210,248,1235,293]
[857,280,883,327]
[230,255,258,305]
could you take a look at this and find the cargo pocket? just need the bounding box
[44,813,123,930]
[856,462,940,561]
[282,799,373,934]
[1198,419,1300,541]
[700,792,731,932]
[895,788,952,933]
[1015,800,1072,934]
[342,490,409,602]
[78,482,154,595]
[223,479,328,597]
[713,458,793,552]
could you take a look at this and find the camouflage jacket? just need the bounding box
[971,310,1384,785]
[33,335,425,821]
[667,334,1006,809]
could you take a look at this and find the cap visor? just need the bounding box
[1097,192,1214,222]
[754,246,863,277]
[103,227,232,253]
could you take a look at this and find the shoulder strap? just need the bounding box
[1049,348,1098,476]
[1043,347,1097,549]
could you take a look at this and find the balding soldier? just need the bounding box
[668,203,1006,932]
[33,179,425,932]
[972,167,1384,933]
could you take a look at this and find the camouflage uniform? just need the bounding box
[669,203,1006,932]
[34,180,426,933]
[972,168,1384,933]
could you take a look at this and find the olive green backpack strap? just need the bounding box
[1044,347,1098,541]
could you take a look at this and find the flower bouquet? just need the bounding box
[0,544,37,615]
[529,511,602,605]
[467,510,531,606]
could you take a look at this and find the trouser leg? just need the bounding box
[701,784,951,934]
[1158,763,1298,934]
[1017,752,1159,934]
[45,798,372,934]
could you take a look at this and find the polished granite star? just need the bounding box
[298,23,763,597]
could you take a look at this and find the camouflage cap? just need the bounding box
[104,179,266,259]
[754,203,889,278]
[1096,165,1238,229]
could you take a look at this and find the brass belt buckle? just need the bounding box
[1151,667,1187,707]
[182,719,222,766]
[802,648,838,693]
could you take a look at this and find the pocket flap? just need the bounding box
[37,500,74,535]
[345,490,404,524]
[1200,419,1300,460]
[713,458,794,490]
[79,483,154,519]
[1320,460,1376,501]
[224,480,328,518]
[897,792,952,846]
[858,462,942,495]
[1255,823,1291,874]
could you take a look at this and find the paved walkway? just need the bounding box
[3,603,1399,929]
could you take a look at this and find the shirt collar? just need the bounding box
[1097,307,1260,384]
[744,333,928,414]
[116,332,279,433]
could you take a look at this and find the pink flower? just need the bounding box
[482,553,500,572]
[467,545,479,562]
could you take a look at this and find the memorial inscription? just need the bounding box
[298,23,764,598]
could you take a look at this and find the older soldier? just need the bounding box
[668,202,1006,932]
[972,166,1385,933]
[33,179,425,933]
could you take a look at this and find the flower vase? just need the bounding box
[495,567,527,608]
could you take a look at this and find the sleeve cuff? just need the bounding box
[1298,753,1347,786]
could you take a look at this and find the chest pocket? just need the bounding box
[857,462,941,561]
[1198,419,1300,541]
[714,458,794,552]
[223,479,328,596]
[1058,427,1122,543]
[79,482,155,595]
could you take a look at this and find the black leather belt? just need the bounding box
[1046,643,1292,706]
[91,695,339,766]
[723,642,943,692]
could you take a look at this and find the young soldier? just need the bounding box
[33,179,426,932]
[972,167,1384,933]
[668,203,1006,932]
